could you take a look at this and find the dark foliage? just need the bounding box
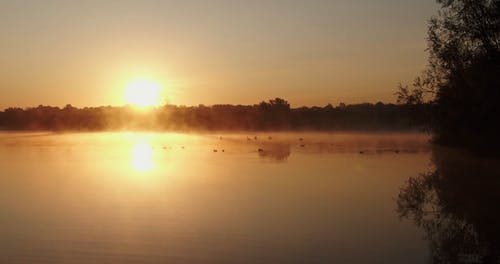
[396,0,500,153]
[0,99,422,131]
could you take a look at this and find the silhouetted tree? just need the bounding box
[397,0,500,153]
[257,98,291,130]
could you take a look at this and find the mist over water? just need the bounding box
[0,132,433,263]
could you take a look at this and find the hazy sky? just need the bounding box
[0,0,438,109]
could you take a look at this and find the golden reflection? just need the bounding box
[131,142,155,172]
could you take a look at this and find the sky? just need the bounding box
[0,0,438,109]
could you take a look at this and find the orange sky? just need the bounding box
[0,0,438,109]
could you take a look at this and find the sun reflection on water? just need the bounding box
[131,142,154,172]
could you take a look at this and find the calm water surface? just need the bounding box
[0,132,432,263]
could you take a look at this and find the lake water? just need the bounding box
[0,132,433,263]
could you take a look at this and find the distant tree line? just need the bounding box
[0,98,423,131]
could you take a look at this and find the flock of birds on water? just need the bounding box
[159,135,403,155]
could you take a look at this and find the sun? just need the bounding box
[125,79,162,107]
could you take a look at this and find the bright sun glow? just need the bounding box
[125,79,162,107]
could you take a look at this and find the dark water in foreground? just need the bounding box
[0,132,496,263]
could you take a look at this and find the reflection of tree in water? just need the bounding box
[257,143,291,162]
[397,148,500,263]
